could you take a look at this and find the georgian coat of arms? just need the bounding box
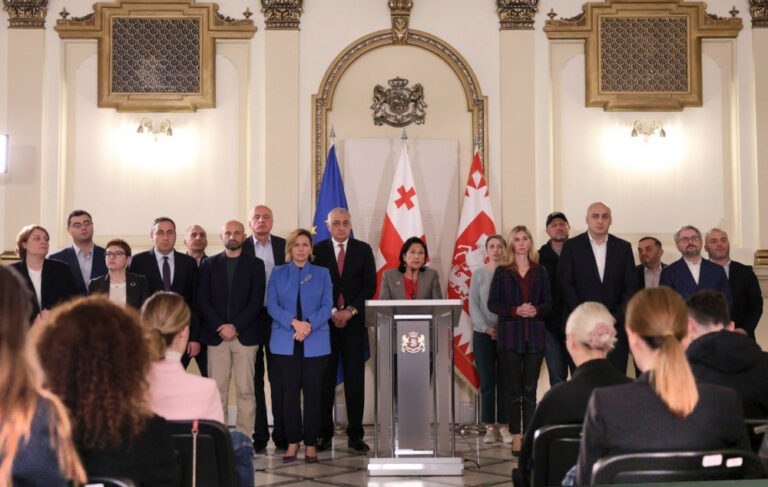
[371,77,427,127]
[401,331,426,354]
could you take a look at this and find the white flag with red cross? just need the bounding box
[447,151,497,390]
[375,142,426,298]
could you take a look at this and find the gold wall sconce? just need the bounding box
[631,120,666,141]
[136,118,173,139]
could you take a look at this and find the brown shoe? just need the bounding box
[511,434,522,456]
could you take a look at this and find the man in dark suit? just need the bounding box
[558,202,637,374]
[198,220,266,438]
[660,225,732,311]
[48,209,107,295]
[183,224,208,266]
[128,217,201,371]
[636,236,666,289]
[313,208,377,453]
[242,205,287,452]
[704,228,763,338]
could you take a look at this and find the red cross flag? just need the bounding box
[447,151,497,390]
[375,142,426,298]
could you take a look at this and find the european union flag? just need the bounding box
[312,144,353,241]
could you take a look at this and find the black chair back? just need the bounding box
[167,420,237,487]
[86,477,136,487]
[531,424,582,487]
[591,449,766,485]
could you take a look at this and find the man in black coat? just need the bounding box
[704,228,763,338]
[242,205,287,452]
[198,220,266,437]
[313,208,377,453]
[558,202,637,374]
[48,209,107,294]
[635,236,666,289]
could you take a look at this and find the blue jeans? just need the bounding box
[544,330,574,387]
[473,331,508,424]
[230,430,254,487]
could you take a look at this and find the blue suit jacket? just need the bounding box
[267,262,333,357]
[48,245,107,295]
[660,257,733,311]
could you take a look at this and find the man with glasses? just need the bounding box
[660,224,732,311]
[49,209,108,294]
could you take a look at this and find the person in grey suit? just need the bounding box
[48,210,107,295]
[379,237,442,300]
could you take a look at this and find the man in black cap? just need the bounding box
[537,211,574,386]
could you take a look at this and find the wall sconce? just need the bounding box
[0,134,8,173]
[136,118,173,139]
[631,120,666,141]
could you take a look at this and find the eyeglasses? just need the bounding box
[677,236,700,244]
[70,221,92,229]
[106,251,127,258]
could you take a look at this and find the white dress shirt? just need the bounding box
[27,266,42,308]
[685,258,702,285]
[332,237,349,261]
[589,234,608,283]
[109,280,127,307]
[644,265,662,288]
[155,249,175,283]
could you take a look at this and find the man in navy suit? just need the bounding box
[636,236,666,289]
[704,228,763,338]
[48,210,107,294]
[198,220,266,438]
[558,202,637,374]
[242,205,287,452]
[660,225,732,311]
[128,217,201,371]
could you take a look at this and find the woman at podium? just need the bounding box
[379,237,442,299]
[487,226,552,454]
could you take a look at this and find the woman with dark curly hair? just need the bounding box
[0,265,85,487]
[35,295,180,486]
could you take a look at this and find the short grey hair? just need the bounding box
[673,225,701,243]
[704,227,728,242]
[327,207,350,223]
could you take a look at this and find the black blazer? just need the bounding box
[728,260,763,338]
[197,252,266,346]
[312,238,377,332]
[538,241,567,334]
[575,374,750,485]
[128,249,199,339]
[660,258,733,312]
[88,272,150,310]
[241,234,286,265]
[635,262,667,289]
[558,232,637,322]
[11,259,79,319]
[48,245,108,295]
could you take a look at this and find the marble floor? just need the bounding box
[252,428,515,486]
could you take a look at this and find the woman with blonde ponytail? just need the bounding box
[0,266,85,487]
[575,287,750,485]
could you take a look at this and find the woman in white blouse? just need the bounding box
[88,239,149,310]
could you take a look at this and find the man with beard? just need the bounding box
[660,224,732,311]
[197,220,266,438]
[184,224,209,266]
[636,236,666,289]
[537,211,574,386]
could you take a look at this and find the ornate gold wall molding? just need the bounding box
[751,0,768,27]
[389,0,412,44]
[260,0,302,30]
[544,0,742,110]
[54,0,256,112]
[497,0,539,30]
[311,29,488,201]
[2,0,47,28]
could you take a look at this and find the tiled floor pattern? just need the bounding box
[253,429,515,486]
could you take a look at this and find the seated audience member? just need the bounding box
[142,292,254,487]
[0,266,85,487]
[88,239,149,310]
[513,301,631,487]
[36,296,180,486]
[11,224,78,323]
[575,287,750,485]
[685,290,768,418]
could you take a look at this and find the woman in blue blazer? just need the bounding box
[267,228,333,464]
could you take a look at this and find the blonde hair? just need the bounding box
[626,287,698,418]
[0,266,86,485]
[140,292,191,361]
[285,228,314,263]
[565,302,617,352]
[504,225,538,267]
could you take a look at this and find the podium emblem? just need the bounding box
[401,331,426,353]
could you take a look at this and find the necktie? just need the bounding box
[337,244,345,308]
[162,256,171,291]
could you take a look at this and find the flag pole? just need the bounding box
[330,124,336,147]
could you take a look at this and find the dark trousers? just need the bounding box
[473,331,508,424]
[253,345,284,446]
[544,330,575,387]
[500,349,544,435]
[181,344,208,377]
[607,325,629,375]
[273,352,328,446]
[318,327,367,441]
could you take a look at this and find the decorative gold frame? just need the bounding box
[311,29,488,201]
[544,0,742,111]
[54,0,256,112]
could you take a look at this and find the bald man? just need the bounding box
[558,202,637,374]
[197,220,266,437]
